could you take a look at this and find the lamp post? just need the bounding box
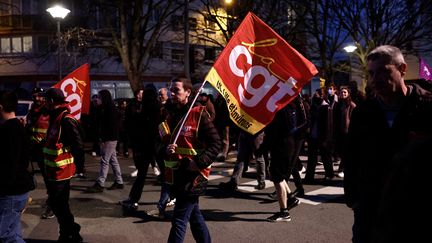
[47,5,70,81]
[225,0,234,38]
[343,44,357,82]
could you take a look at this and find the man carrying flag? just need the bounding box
[164,77,220,243]
[205,12,317,222]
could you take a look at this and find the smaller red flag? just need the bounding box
[53,63,90,120]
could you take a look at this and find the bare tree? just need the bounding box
[190,0,307,48]
[97,0,182,92]
[191,0,351,86]
[300,0,350,85]
[332,0,432,89]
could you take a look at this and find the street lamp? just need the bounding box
[343,44,357,82]
[224,0,234,38]
[47,5,70,81]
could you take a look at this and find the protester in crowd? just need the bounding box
[268,95,309,199]
[213,94,231,162]
[158,87,169,105]
[218,130,267,191]
[42,88,84,242]
[348,81,366,106]
[125,89,143,178]
[164,77,220,243]
[344,45,432,242]
[333,86,356,178]
[117,99,129,158]
[305,84,337,184]
[120,84,163,212]
[0,90,35,243]
[87,89,124,193]
[25,87,56,219]
[146,86,177,218]
[264,99,300,222]
[89,94,101,157]
[198,93,216,122]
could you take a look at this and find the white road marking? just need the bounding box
[237,179,273,192]
[298,186,344,205]
[210,160,344,205]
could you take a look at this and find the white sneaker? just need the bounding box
[131,169,138,177]
[146,209,165,220]
[91,152,97,157]
[337,172,344,178]
[153,166,161,176]
[299,166,306,173]
[166,198,176,207]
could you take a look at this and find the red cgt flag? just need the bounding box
[53,63,90,120]
[205,12,318,135]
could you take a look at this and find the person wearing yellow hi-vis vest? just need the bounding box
[26,88,50,176]
[26,87,54,219]
[42,88,85,243]
[165,77,221,243]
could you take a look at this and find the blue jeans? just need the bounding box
[97,140,123,186]
[157,183,171,212]
[0,193,28,243]
[168,195,211,243]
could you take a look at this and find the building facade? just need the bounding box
[0,0,231,99]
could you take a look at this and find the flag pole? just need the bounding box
[172,80,207,144]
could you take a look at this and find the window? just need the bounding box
[23,36,32,52]
[0,0,36,27]
[11,37,21,53]
[171,16,198,30]
[204,16,216,30]
[171,49,184,62]
[0,0,13,15]
[189,17,197,30]
[171,15,182,30]
[1,38,10,52]
[0,36,33,54]
[22,0,31,14]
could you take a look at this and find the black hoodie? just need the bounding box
[0,118,34,195]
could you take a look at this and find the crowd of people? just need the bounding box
[1,45,431,243]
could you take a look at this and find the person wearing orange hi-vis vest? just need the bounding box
[42,88,85,243]
[164,77,221,243]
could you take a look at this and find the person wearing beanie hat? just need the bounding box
[43,88,68,105]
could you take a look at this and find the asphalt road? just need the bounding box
[22,150,353,243]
